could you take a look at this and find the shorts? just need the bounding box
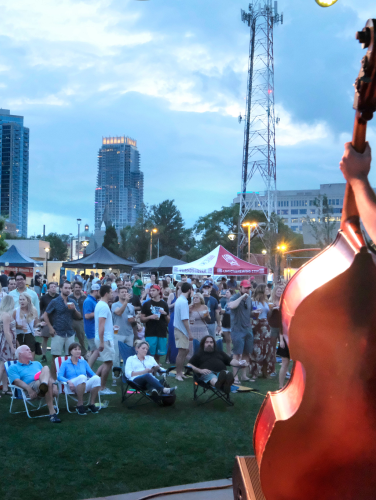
[95,339,115,362]
[17,333,36,352]
[50,334,76,356]
[146,336,167,356]
[87,338,97,351]
[231,330,254,356]
[206,323,216,338]
[64,374,101,395]
[199,371,219,384]
[40,325,51,338]
[174,328,189,350]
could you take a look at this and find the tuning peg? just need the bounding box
[356,28,371,48]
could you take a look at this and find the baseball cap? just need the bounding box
[91,284,100,290]
[240,280,252,288]
[202,280,212,288]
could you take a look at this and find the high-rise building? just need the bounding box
[0,109,29,236]
[95,136,144,232]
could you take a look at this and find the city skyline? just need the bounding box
[0,0,375,237]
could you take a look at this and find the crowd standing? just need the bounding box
[0,269,290,423]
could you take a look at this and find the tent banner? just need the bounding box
[5,266,34,277]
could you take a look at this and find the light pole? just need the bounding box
[69,233,73,260]
[77,218,82,259]
[145,228,158,260]
[277,244,286,282]
[241,222,257,263]
[45,247,50,279]
[81,239,89,258]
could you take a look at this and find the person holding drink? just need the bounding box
[43,281,81,378]
[187,292,209,358]
[14,293,39,360]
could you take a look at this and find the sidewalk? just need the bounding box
[87,478,233,500]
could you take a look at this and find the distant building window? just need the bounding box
[310,209,315,214]
[277,210,280,215]
[291,226,298,232]
[291,218,298,223]
[299,209,307,215]
[333,208,342,214]
[309,199,316,206]
[291,209,298,215]
[281,209,289,215]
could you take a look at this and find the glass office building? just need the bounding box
[95,136,144,231]
[0,109,29,236]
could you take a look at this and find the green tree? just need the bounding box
[103,225,119,255]
[44,233,70,261]
[305,195,337,249]
[149,200,195,259]
[0,218,8,255]
[119,206,151,263]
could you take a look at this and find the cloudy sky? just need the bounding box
[0,0,375,236]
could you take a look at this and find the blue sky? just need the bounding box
[0,0,375,236]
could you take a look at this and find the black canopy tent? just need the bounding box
[62,246,136,269]
[133,255,187,273]
[0,245,43,267]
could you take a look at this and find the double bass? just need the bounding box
[234,18,376,500]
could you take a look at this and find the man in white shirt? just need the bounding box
[94,284,116,395]
[10,272,40,315]
[174,282,193,381]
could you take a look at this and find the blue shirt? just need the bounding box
[8,361,43,385]
[204,296,219,324]
[45,295,78,338]
[83,294,97,339]
[57,358,96,383]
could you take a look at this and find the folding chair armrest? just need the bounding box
[164,366,176,374]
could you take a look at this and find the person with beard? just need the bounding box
[39,282,59,363]
[227,280,254,385]
[140,285,169,364]
[187,335,247,394]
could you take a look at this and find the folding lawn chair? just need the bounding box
[188,338,234,407]
[5,360,60,418]
[118,341,176,409]
[55,356,102,412]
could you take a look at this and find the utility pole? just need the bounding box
[238,0,283,256]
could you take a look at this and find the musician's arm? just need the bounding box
[340,142,376,241]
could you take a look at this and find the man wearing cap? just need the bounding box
[83,283,101,366]
[201,281,221,338]
[140,285,169,363]
[226,280,254,384]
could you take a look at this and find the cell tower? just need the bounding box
[237,0,283,255]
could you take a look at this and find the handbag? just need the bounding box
[34,341,42,356]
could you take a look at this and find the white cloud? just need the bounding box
[275,104,329,147]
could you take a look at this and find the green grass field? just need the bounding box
[0,355,283,500]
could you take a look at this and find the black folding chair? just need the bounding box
[118,342,175,409]
[189,339,234,407]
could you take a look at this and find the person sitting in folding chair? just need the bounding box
[125,340,176,397]
[187,335,248,394]
[7,345,61,423]
[57,342,101,416]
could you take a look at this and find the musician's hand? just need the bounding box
[340,142,371,184]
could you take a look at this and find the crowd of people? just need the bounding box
[0,268,290,423]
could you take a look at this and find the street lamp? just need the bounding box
[77,218,82,259]
[228,234,236,241]
[45,247,50,279]
[145,228,158,260]
[81,239,89,257]
[241,222,257,263]
[262,249,267,255]
[277,244,287,282]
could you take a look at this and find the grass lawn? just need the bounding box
[0,353,284,500]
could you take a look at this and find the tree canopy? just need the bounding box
[44,233,70,261]
[103,224,119,255]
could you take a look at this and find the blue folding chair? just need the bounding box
[118,341,175,409]
[188,338,234,407]
[4,360,59,418]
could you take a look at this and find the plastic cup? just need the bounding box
[67,302,75,310]
[114,326,119,334]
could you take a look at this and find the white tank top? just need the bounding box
[15,308,35,336]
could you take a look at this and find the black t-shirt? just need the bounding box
[0,274,8,287]
[189,350,232,373]
[40,293,59,315]
[130,295,141,310]
[141,299,169,338]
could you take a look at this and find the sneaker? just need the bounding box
[163,386,176,395]
[99,388,116,395]
[76,405,87,416]
[214,370,227,390]
[49,413,61,423]
[286,372,291,379]
[41,355,47,363]
[270,372,277,377]
[223,372,235,394]
[87,404,99,414]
